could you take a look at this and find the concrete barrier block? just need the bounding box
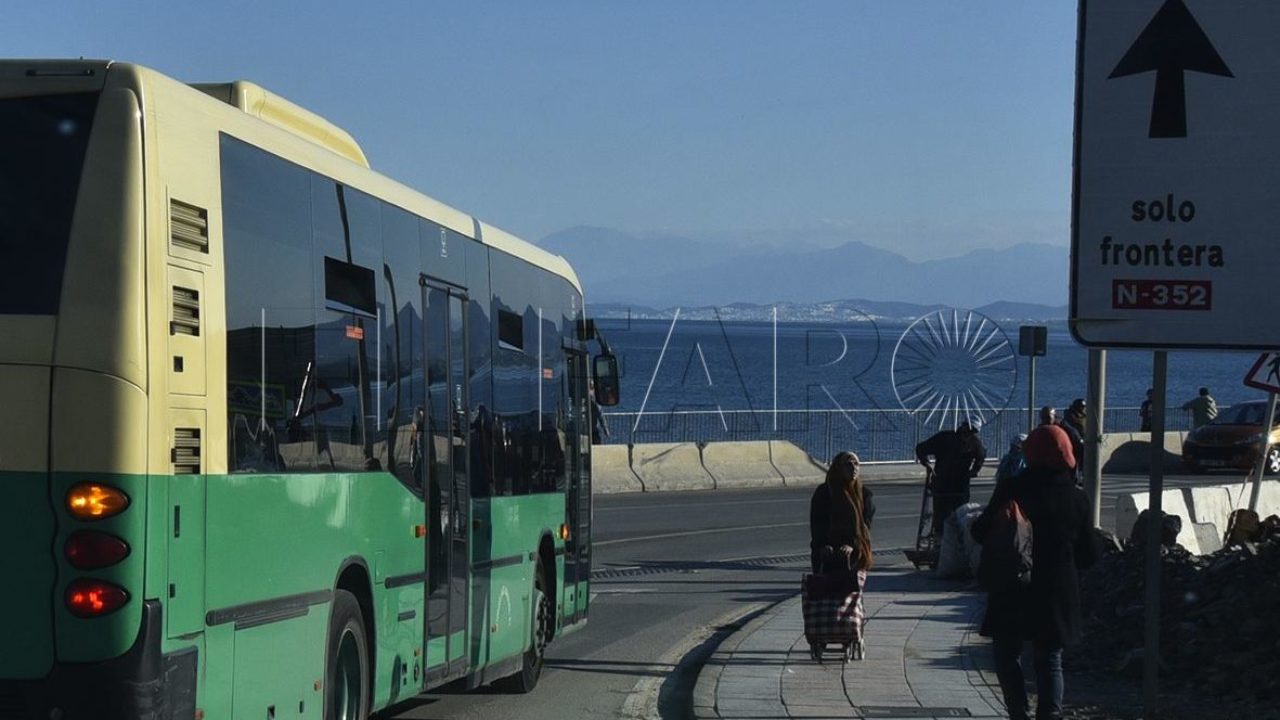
[1185,486,1233,532]
[1259,481,1280,519]
[631,442,715,492]
[592,444,643,494]
[1119,479,1280,554]
[1219,482,1252,512]
[1114,488,1200,554]
[703,441,785,489]
[1100,431,1186,474]
[768,440,827,487]
[1097,433,1128,474]
[1192,523,1223,555]
[1216,480,1280,516]
[1181,486,1232,551]
[1115,492,1139,540]
[856,462,929,484]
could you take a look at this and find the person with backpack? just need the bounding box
[970,424,1098,720]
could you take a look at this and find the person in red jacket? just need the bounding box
[971,425,1098,720]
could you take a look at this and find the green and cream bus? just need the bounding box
[0,59,619,719]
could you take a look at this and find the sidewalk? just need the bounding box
[693,563,1008,720]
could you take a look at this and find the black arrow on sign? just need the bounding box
[1109,0,1233,138]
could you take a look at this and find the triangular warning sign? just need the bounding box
[1244,353,1280,394]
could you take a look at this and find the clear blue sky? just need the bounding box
[10,2,1078,260]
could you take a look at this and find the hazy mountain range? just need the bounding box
[588,299,1067,324]
[537,226,1069,310]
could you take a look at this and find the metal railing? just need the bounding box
[598,406,1193,463]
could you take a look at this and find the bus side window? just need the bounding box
[380,203,423,491]
[464,238,494,498]
[312,179,382,473]
[220,136,317,475]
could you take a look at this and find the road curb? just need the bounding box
[690,595,796,720]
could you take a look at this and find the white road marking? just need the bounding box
[596,497,808,512]
[594,521,808,547]
[718,550,808,563]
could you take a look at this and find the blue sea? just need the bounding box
[594,315,1268,457]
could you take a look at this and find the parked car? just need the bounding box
[1182,399,1280,474]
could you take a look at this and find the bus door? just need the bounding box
[563,348,592,621]
[423,282,470,677]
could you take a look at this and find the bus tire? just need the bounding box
[497,560,550,693]
[325,589,371,720]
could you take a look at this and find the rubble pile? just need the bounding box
[1068,511,1280,709]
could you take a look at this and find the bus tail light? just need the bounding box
[65,579,129,617]
[66,483,130,520]
[64,531,130,570]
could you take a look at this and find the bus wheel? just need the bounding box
[326,589,371,720]
[498,563,550,693]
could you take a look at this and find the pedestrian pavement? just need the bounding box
[692,561,1009,720]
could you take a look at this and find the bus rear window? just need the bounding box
[0,92,98,315]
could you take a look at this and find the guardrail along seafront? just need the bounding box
[599,407,1193,463]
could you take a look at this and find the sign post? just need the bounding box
[1243,353,1280,511]
[1086,349,1107,528]
[1144,353,1167,716]
[1248,395,1277,512]
[1019,326,1047,433]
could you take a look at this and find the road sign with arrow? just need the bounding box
[1108,0,1233,138]
[1071,0,1280,350]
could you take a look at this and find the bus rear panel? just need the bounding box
[0,61,157,718]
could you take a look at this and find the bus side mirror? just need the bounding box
[593,353,620,407]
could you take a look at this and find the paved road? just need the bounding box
[388,473,1220,719]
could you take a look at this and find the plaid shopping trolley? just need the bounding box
[800,568,867,664]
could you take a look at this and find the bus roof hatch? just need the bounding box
[191,80,369,168]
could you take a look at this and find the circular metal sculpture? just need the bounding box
[891,309,1017,431]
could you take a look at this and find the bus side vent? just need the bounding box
[170,199,209,254]
[171,287,201,336]
[171,428,201,475]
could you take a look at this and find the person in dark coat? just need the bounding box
[971,424,1098,720]
[809,451,876,574]
[1057,399,1086,485]
[915,419,986,535]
